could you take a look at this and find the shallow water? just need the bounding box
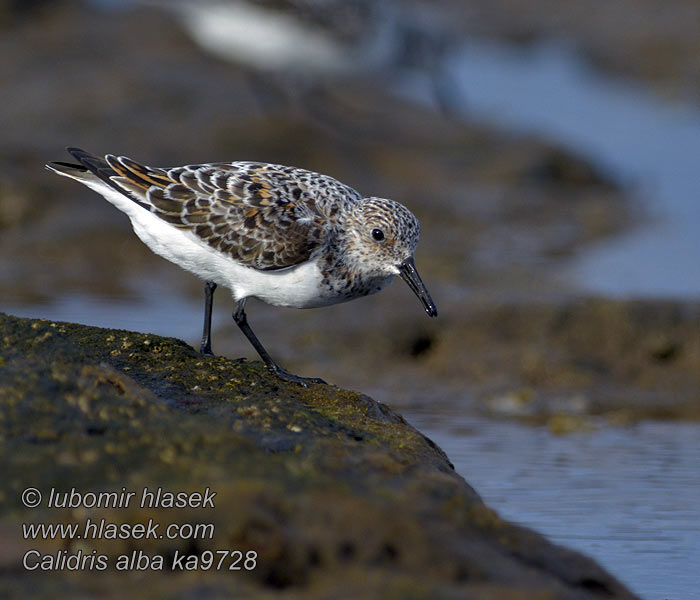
[403,406,700,600]
[441,40,700,300]
[3,290,202,341]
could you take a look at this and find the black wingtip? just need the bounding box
[48,160,86,170]
[66,147,95,163]
[62,147,112,175]
[45,148,94,173]
[51,147,152,210]
[45,160,88,176]
[49,147,125,193]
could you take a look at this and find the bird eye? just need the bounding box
[371,228,385,242]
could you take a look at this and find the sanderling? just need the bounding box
[47,148,437,385]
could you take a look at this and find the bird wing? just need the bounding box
[105,155,346,271]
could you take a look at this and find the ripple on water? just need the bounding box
[403,405,700,599]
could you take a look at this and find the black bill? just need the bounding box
[398,257,438,318]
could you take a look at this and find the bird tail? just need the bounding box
[46,147,118,187]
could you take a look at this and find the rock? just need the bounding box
[275,297,700,427]
[0,313,637,598]
[439,299,700,424]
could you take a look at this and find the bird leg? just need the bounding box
[199,281,217,355]
[232,300,326,386]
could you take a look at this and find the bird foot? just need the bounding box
[268,365,326,387]
[199,343,215,356]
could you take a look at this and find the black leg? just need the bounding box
[200,281,217,355]
[232,300,325,387]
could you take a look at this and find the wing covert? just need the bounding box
[108,157,329,271]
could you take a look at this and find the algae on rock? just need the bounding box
[0,313,637,599]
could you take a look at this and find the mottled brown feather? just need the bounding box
[108,156,337,271]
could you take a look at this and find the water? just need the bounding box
[409,48,700,597]
[404,407,700,599]
[392,37,700,596]
[2,289,204,341]
[441,39,700,299]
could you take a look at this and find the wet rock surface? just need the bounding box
[0,313,639,598]
[427,299,700,426]
[267,297,700,430]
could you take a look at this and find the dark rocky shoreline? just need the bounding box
[1,312,639,599]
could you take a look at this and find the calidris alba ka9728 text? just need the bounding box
[47,148,437,385]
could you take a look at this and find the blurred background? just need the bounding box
[1,0,698,596]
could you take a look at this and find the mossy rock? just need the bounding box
[0,313,637,599]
